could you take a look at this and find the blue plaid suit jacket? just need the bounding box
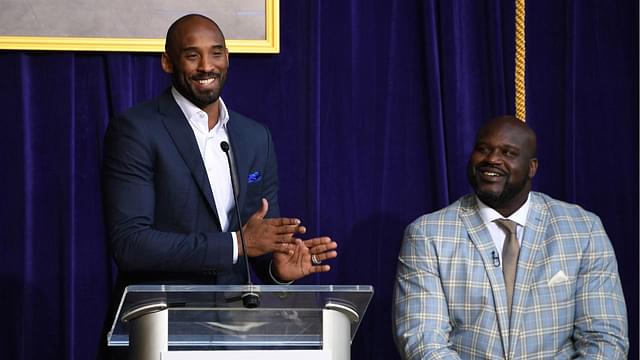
[393,192,628,359]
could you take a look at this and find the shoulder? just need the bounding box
[529,192,612,255]
[109,93,167,131]
[120,99,157,119]
[227,110,276,153]
[530,192,601,229]
[406,194,474,237]
[228,110,272,137]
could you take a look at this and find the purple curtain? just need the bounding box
[0,1,636,359]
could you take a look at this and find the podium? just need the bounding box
[107,284,374,359]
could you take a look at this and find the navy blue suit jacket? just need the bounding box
[102,89,280,288]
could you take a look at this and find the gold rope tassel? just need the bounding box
[515,0,526,122]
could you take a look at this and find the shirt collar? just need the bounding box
[171,87,230,130]
[476,192,531,227]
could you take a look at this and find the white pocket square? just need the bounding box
[548,270,569,286]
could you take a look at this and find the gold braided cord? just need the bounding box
[515,0,526,121]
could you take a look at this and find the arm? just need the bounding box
[102,113,235,272]
[393,221,462,360]
[103,114,295,274]
[571,216,628,359]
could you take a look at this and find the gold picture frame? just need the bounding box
[0,0,279,53]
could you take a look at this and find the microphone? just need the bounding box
[220,141,260,308]
[492,251,501,267]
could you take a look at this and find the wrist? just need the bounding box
[236,231,244,256]
[269,260,294,285]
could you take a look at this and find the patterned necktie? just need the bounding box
[494,219,520,315]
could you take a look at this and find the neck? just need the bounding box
[494,191,529,218]
[202,100,220,130]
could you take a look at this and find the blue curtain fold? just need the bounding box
[0,1,636,359]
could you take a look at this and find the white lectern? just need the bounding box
[107,284,374,360]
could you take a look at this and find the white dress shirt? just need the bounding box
[171,87,238,263]
[476,193,531,265]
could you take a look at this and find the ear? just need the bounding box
[225,47,230,67]
[528,158,538,178]
[161,52,173,74]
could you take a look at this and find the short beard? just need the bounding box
[172,72,221,108]
[467,166,529,209]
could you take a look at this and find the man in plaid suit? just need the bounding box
[393,116,628,359]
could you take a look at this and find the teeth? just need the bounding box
[197,78,214,85]
[483,172,500,177]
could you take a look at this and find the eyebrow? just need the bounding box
[180,44,225,52]
[475,140,521,149]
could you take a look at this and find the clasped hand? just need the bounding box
[237,199,338,282]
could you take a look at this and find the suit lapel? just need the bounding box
[459,196,510,358]
[157,90,221,229]
[507,192,549,358]
[226,114,249,229]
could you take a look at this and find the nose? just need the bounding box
[485,149,503,164]
[198,54,215,72]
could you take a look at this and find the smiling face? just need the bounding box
[161,15,229,111]
[466,116,538,216]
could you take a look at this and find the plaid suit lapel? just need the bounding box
[459,195,510,358]
[507,192,549,358]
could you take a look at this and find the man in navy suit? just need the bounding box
[102,14,337,292]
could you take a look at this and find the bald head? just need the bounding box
[476,116,537,159]
[165,14,225,58]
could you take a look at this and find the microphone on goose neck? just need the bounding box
[220,140,260,308]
